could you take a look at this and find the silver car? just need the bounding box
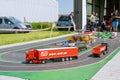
[0,17,32,30]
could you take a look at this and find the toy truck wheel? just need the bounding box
[107,51,108,53]
[69,57,73,61]
[106,50,109,53]
[29,60,33,64]
[103,52,105,55]
[74,56,78,59]
[65,57,69,61]
[26,61,30,64]
[61,58,65,62]
[42,60,46,64]
[104,51,107,54]
[98,54,101,58]
[93,54,97,57]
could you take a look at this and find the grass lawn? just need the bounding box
[0,30,73,46]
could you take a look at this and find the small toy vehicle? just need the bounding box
[110,32,117,39]
[92,43,108,57]
[26,47,78,64]
[62,41,87,50]
[75,41,88,50]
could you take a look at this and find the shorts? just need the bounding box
[94,23,99,28]
[112,21,119,27]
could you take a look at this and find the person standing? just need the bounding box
[90,12,96,32]
[69,12,76,31]
[94,13,99,32]
[109,12,114,32]
[112,10,120,32]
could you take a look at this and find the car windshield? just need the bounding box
[59,16,70,21]
[8,17,22,23]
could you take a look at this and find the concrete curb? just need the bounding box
[0,75,25,80]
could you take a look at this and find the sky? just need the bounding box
[57,0,73,14]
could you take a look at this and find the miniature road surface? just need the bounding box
[0,33,120,71]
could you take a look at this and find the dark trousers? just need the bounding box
[90,22,95,31]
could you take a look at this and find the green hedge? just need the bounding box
[30,22,52,30]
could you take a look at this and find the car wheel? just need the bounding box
[13,27,19,29]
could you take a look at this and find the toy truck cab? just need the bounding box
[26,49,38,64]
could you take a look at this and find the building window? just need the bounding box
[87,0,100,16]
[0,19,2,24]
[94,6,99,13]
[87,4,92,16]
[104,9,107,15]
[94,0,100,6]
[104,0,107,8]
[87,0,92,3]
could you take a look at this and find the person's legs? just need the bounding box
[94,23,98,32]
[113,21,118,32]
[110,22,113,32]
[112,21,116,32]
[73,24,76,31]
[91,22,95,32]
[115,21,118,32]
[72,21,76,31]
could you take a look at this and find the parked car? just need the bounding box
[0,17,32,30]
[57,15,74,31]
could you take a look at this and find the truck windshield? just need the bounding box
[9,17,22,23]
[59,16,70,21]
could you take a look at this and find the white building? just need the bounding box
[0,0,58,22]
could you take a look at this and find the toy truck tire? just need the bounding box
[29,60,33,64]
[42,60,46,64]
[93,54,99,57]
[73,56,78,60]
[98,54,101,58]
[103,51,105,55]
[26,61,30,64]
[61,58,65,62]
[69,57,73,61]
[106,50,109,53]
[104,50,107,54]
[65,57,69,61]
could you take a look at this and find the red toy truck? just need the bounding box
[92,43,108,57]
[26,47,78,64]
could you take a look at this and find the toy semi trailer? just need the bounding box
[26,47,78,64]
[92,43,108,57]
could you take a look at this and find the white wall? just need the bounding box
[0,0,58,22]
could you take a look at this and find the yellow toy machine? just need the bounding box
[67,31,95,43]
[66,31,95,48]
